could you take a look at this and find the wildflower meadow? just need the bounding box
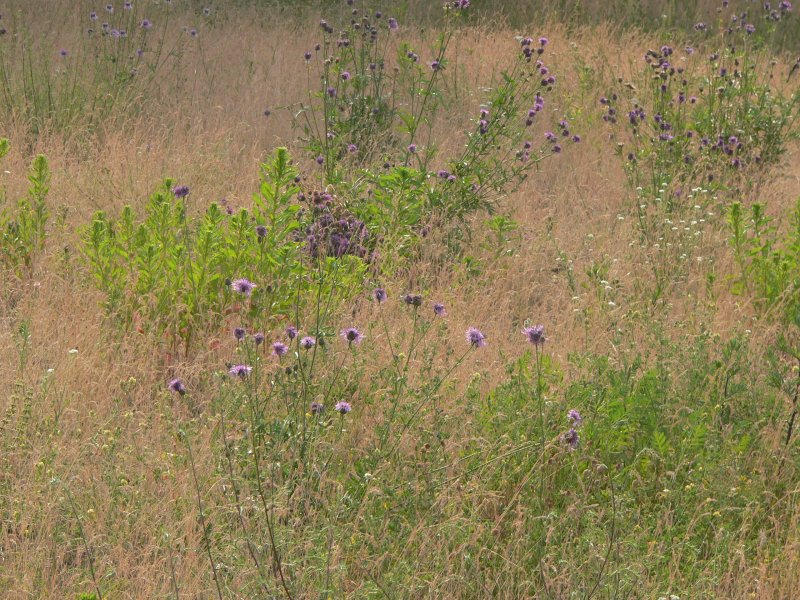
[1,1,799,598]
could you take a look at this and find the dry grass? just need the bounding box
[1,3,799,598]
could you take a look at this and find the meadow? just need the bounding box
[1,1,799,598]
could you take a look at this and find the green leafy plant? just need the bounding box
[0,141,50,274]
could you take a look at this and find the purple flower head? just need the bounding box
[253,332,265,346]
[304,51,312,62]
[272,341,289,357]
[168,378,186,395]
[172,185,190,198]
[233,327,246,341]
[59,49,68,57]
[388,17,398,30]
[408,143,417,153]
[190,28,198,38]
[523,324,545,346]
[335,401,352,414]
[310,402,325,414]
[437,169,450,179]
[545,131,556,142]
[300,336,316,349]
[539,37,548,46]
[433,303,446,316]
[466,327,487,348]
[256,224,268,238]
[572,134,581,143]
[348,144,358,154]
[141,19,152,29]
[106,4,114,13]
[316,155,324,165]
[203,7,211,16]
[228,364,252,378]
[430,59,441,71]
[341,71,351,81]
[745,23,756,34]
[90,11,98,20]
[403,293,423,307]
[286,325,298,340]
[124,1,132,9]
[340,327,364,345]
[564,428,579,449]
[231,278,256,296]
[567,409,583,427]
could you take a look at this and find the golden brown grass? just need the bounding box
[1,4,799,598]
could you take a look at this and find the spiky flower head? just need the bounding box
[228,364,252,378]
[340,327,364,345]
[233,327,246,341]
[523,324,545,346]
[466,327,487,348]
[253,332,265,346]
[300,336,316,349]
[272,341,289,357]
[564,428,579,450]
[403,293,422,307]
[310,402,324,414]
[168,378,186,395]
[231,278,256,296]
[433,303,446,316]
[373,288,387,303]
[286,325,298,340]
[256,225,268,239]
[567,409,583,427]
[172,185,190,198]
[335,401,352,414]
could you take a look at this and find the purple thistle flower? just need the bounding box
[316,155,325,165]
[90,11,98,20]
[106,4,114,13]
[300,336,316,349]
[124,1,132,9]
[437,169,450,179]
[190,28,198,38]
[172,185,190,198]
[341,71,351,81]
[233,327,246,341]
[403,293,423,307]
[335,401,352,414]
[286,325,298,339]
[304,51,312,61]
[231,278,256,296]
[539,37,548,46]
[374,288,387,303]
[408,143,417,153]
[745,23,756,34]
[141,19,152,29]
[430,59,441,71]
[388,17,398,30]
[272,341,289,357]
[256,225,268,238]
[254,332,265,346]
[433,303,446,316]
[564,428,579,449]
[567,409,583,427]
[310,402,324,414]
[228,364,252,378]
[59,49,68,57]
[340,327,364,345]
[168,378,186,395]
[523,324,545,346]
[466,327,487,348]
[348,144,358,153]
